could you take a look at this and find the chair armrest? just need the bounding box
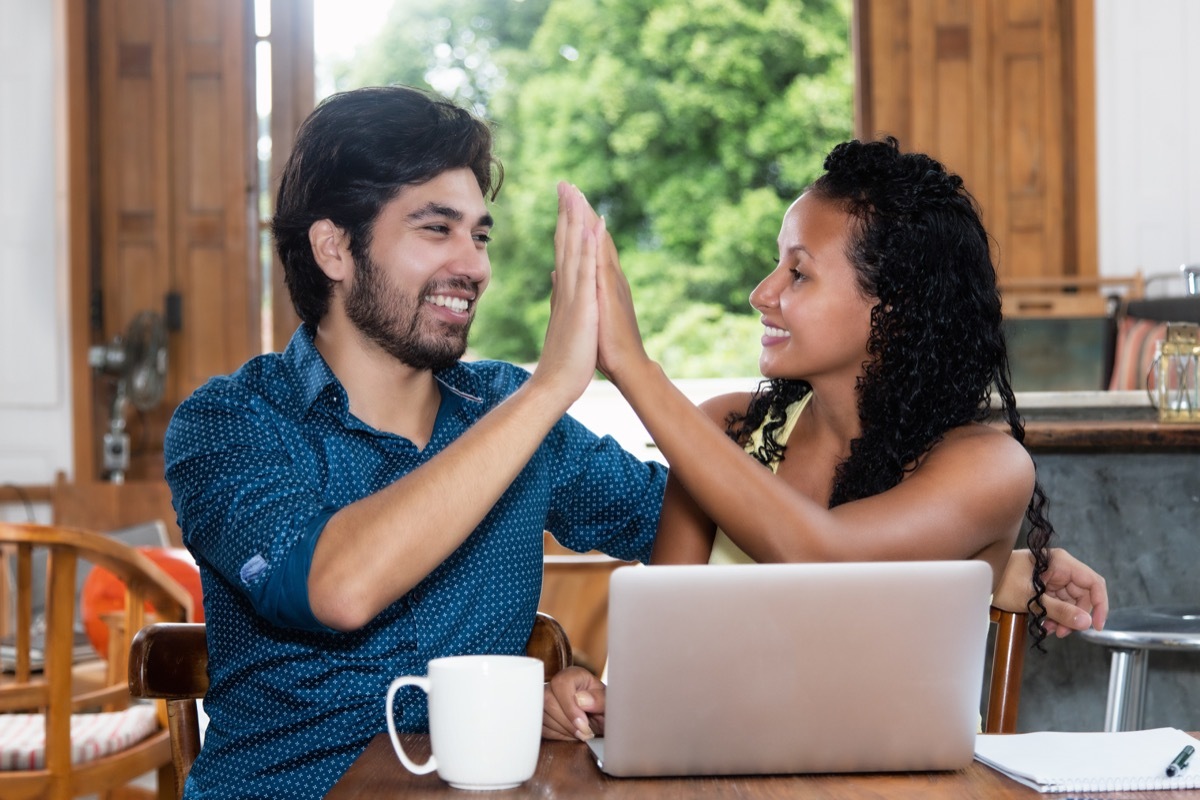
[985,608,1028,734]
[128,622,209,700]
[526,612,572,682]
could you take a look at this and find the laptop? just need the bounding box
[587,560,992,777]
[1,520,171,672]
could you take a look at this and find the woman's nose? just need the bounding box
[749,269,782,311]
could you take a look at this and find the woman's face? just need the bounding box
[749,192,875,384]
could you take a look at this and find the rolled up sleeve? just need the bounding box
[165,379,337,631]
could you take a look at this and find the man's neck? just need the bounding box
[313,316,443,447]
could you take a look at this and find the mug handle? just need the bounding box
[386,675,437,775]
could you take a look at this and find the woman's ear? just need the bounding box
[310,219,352,281]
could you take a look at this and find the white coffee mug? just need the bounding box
[386,655,544,790]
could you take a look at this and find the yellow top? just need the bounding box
[708,393,813,565]
[704,392,989,732]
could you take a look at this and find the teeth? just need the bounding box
[764,326,789,338]
[426,295,470,313]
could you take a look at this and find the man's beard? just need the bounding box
[344,253,474,371]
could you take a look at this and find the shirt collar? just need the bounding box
[284,325,341,412]
[282,324,486,415]
[433,362,484,406]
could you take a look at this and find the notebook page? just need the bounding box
[975,728,1200,793]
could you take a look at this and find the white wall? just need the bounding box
[1095,0,1200,292]
[0,0,71,497]
[0,0,1196,495]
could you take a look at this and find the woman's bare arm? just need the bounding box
[594,228,1030,586]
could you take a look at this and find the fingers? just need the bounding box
[594,218,619,293]
[552,181,569,272]
[592,212,650,385]
[1090,591,1109,631]
[553,183,587,297]
[1038,593,1094,637]
[554,181,564,256]
[1047,548,1108,631]
[580,213,599,295]
[542,666,606,742]
[546,179,647,391]
[1062,554,1108,631]
[1022,548,1109,639]
[542,683,579,741]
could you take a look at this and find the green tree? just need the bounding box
[335,0,550,112]
[336,0,853,375]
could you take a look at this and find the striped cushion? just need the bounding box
[0,704,159,770]
[1108,317,1167,391]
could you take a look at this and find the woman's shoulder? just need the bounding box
[925,423,1035,489]
[934,421,1030,454]
[697,391,755,425]
[940,420,1027,446]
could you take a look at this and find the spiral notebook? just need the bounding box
[975,727,1200,793]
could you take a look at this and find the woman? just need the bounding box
[544,138,1104,741]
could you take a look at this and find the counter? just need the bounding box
[1000,391,1200,732]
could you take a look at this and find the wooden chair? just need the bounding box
[0,522,192,800]
[539,533,633,673]
[128,612,572,799]
[984,608,1028,734]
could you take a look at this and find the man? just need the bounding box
[166,85,1105,796]
[164,85,663,797]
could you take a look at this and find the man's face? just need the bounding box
[344,168,493,371]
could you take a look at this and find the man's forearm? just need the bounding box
[308,375,578,631]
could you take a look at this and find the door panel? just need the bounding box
[853,0,1096,284]
[80,0,256,481]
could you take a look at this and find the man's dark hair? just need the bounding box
[272,85,503,326]
[728,137,1055,645]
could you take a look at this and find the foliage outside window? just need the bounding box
[327,0,853,377]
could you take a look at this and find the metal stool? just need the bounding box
[1078,606,1200,731]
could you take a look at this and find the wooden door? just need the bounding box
[70,0,257,481]
[853,0,1097,284]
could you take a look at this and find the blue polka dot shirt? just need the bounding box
[163,325,666,798]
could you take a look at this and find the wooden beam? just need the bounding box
[66,0,96,482]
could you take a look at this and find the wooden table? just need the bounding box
[327,733,1200,799]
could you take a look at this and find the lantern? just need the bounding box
[1150,322,1200,423]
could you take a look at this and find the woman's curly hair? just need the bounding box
[726,137,1053,646]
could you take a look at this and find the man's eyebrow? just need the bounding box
[408,203,494,228]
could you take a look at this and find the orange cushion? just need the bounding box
[1108,317,1167,391]
[80,547,204,659]
[0,704,159,770]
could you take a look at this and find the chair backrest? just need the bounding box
[128,611,572,799]
[0,522,192,799]
[539,532,632,673]
[984,608,1028,734]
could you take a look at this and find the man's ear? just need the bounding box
[310,219,352,281]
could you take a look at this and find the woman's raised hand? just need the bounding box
[536,182,602,405]
[592,202,651,388]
